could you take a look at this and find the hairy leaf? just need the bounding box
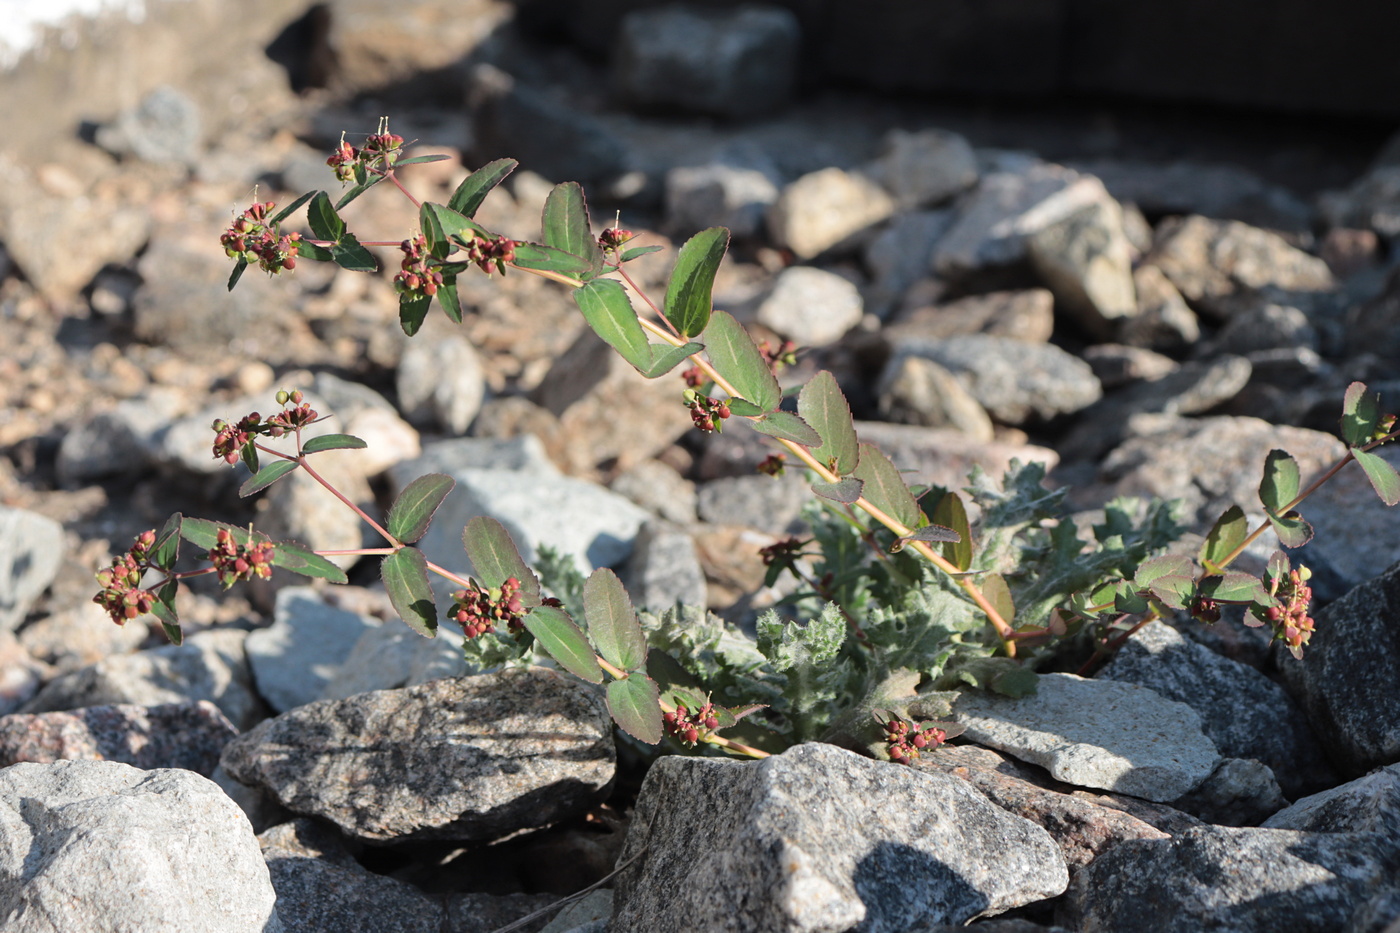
[239,459,299,497]
[1267,509,1314,549]
[755,603,848,743]
[381,547,438,637]
[641,341,704,379]
[703,311,780,412]
[448,158,517,217]
[462,516,542,603]
[524,605,603,684]
[1135,554,1195,609]
[542,182,602,276]
[270,540,348,584]
[799,371,859,477]
[663,227,728,338]
[606,675,663,744]
[930,490,973,571]
[584,568,648,672]
[388,473,455,545]
[509,242,592,279]
[1199,571,1270,604]
[852,443,920,529]
[398,293,431,336]
[750,410,821,446]
[1353,447,1400,506]
[812,477,864,504]
[331,234,377,272]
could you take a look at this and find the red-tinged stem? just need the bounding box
[424,560,473,589]
[385,171,421,209]
[294,454,400,546]
[615,264,682,338]
[317,548,397,557]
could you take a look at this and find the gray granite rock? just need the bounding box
[1172,757,1289,827]
[612,4,799,118]
[611,743,1067,931]
[697,473,810,536]
[845,420,1058,491]
[1079,344,1178,389]
[246,587,380,713]
[767,167,896,259]
[1099,620,1334,798]
[319,622,467,701]
[1059,823,1400,933]
[1120,264,1201,351]
[876,354,996,441]
[95,84,201,165]
[309,372,421,476]
[868,128,978,210]
[755,265,864,347]
[862,210,954,318]
[1264,763,1400,836]
[1072,159,1312,231]
[0,700,235,776]
[395,320,486,435]
[1278,560,1400,776]
[1295,442,1400,596]
[393,434,557,480]
[0,631,45,715]
[21,628,264,731]
[888,288,1055,344]
[221,668,614,844]
[890,334,1102,424]
[1209,300,1319,355]
[610,459,698,526]
[950,673,1221,802]
[0,760,280,932]
[623,521,707,612]
[1026,187,1137,336]
[18,598,148,675]
[56,388,188,484]
[0,506,64,632]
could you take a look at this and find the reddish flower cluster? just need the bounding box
[394,234,444,298]
[92,530,158,625]
[664,701,719,746]
[326,127,405,183]
[1256,565,1315,659]
[757,338,798,375]
[208,528,275,589]
[679,366,704,389]
[758,536,807,569]
[880,715,954,764]
[220,201,301,275]
[450,577,526,639]
[1189,592,1222,625]
[212,413,265,465]
[757,453,787,477]
[684,389,730,433]
[460,232,517,275]
[598,226,634,253]
[267,389,317,436]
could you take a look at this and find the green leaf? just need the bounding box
[399,293,431,336]
[381,547,438,637]
[799,371,859,477]
[239,439,259,475]
[725,398,765,418]
[461,516,542,603]
[1135,554,1195,609]
[982,572,1016,625]
[583,568,647,672]
[306,191,345,242]
[573,278,650,372]
[1259,449,1301,514]
[335,174,386,210]
[388,473,456,545]
[152,513,182,570]
[703,311,780,412]
[749,410,821,446]
[296,240,334,263]
[239,459,299,497]
[852,443,920,529]
[1341,381,1381,447]
[1199,504,1248,572]
[510,242,592,279]
[606,675,663,743]
[663,227,728,338]
[1267,510,1314,548]
[931,490,972,571]
[524,605,603,684]
[332,234,377,272]
[394,154,451,166]
[227,258,248,291]
[270,540,348,584]
[1353,447,1400,506]
[269,190,316,225]
[178,518,266,550]
[301,433,367,454]
[152,579,181,645]
[448,158,517,217]
[812,477,864,504]
[437,276,463,324]
[542,182,601,275]
[990,665,1038,698]
[620,245,664,262]
[422,203,488,259]
[641,342,704,379]
[1199,572,1270,604]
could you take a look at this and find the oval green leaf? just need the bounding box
[620,244,664,263]
[642,341,704,379]
[436,276,463,324]
[851,443,920,530]
[1259,449,1300,514]
[574,278,650,372]
[510,242,592,279]
[606,675,663,744]
[239,459,300,498]
[703,311,780,413]
[270,540,349,584]
[583,568,647,672]
[381,547,438,637]
[930,490,972,571]
[725,398,765,418]
[1199,504,1248,571]
[1199,571,1270,604]
[812,476,864,504]
[1341,381,1381,448]
[462,516,541,603]
[178,517,268,550]
[524,605,603,684]
[1267,510,1314,549]
[301,433,368,454]
[307,191,345,243]
[399,293,431,336]
[799,371,859,477]
[152,512,182,570]
[269,190,316,225]
[750,410,821,447]
[542,182,601,275]
[981,572,1016,626]
[388,473,456,545]
[448,158,517,217]
[663,227,728,338]
[331,233,377,272]
[1353,447,1400,506]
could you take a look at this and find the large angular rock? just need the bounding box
[867,128,978,210]
[611,5,799,118]
[221,669,614,844]
[320,623,468,701]
[0,760,280,932]
[21,628,264,731]
[950,673,1221,802]
[1059,824,1400,932]
[0,700,236,776]
[1264,763,1400,836]
[1100,620,1335,798]
[611,743,1066,931]
[664,149,782,239]
[0,506,64,631]
[754,266,864,347]
[1025,187,1138,335]
[1278,560,1400,776]
[767,167,897,259]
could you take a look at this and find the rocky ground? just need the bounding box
[2,2,1400,932]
